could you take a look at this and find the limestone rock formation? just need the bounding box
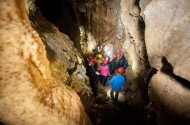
[144,0,190,80]
[28,1,92,97]
[119,0,150,107]
[27,0,94,113]
[139,0,152,17]
[150,72,190,124]
[0,0,91,124]
[144,0,190,124]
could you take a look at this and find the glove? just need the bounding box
[95,71,100,75]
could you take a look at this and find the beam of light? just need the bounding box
[104,44,113,57]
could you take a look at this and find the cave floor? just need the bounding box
[88,83,148,125]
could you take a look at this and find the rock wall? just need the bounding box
[27,0,94,114]
[0,0,91,124]
[35,0,83,54]
[119,0,150,107]
[143,0,190,124]
[27,0,92,97]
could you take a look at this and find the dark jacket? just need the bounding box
[118,56,128,69]
[86,62,98,80]
[109,59,118,75]
[86,62,98,97]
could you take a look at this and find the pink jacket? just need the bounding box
[100,64,110,76]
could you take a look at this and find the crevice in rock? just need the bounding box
[145,68,158,85]
[36,0,83,54]
[68,63,78,76]
[144,101,158,125]
[161,57,190,89]
[138,18,150,70]
[142,67,158,125]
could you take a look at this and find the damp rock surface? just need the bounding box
[0,0,91,124]
[149,72,190,124]
[144,0,190,124]
[29,3,92,97]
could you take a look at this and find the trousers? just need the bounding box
[110,89,120,102]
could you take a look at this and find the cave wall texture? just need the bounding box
[27,0,94,114]
[143,0,190,124]
[0,0,190,124]
[0,0,91,124]
[27,0,92,98]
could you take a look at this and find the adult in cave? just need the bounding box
[109,67,125,103]
[118,51,128,70]
[109,53,118,76]
[99,59,110,87]
[86,56,99,97]
[96,53,103,72]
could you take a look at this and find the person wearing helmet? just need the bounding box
[109,53,118,75]
[99,59,110,86]
[87,55,94,62]
[96,53,103,72]
[86,55,95,67]
[97,53,103,59]
[86,57,98,97]
[118,51,128,69]
[108,67,125,103]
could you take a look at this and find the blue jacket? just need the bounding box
[109,74,125,91]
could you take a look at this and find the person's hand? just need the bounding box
[95,71,100,75]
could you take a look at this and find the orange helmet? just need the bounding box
[119,51,124,56]
[112,53,117,59]
[117,67,124,74]
[103,60,108,65]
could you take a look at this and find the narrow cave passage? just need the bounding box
[1,0,190,125]
[33,0,152,125]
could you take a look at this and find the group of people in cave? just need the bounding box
[86,50,128,103]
